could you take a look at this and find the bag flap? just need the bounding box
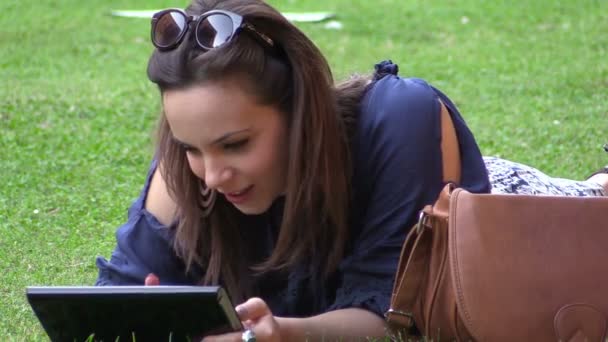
[449,189,608,341]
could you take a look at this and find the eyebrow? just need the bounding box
[172,128,251,147]
[211,129,251,145]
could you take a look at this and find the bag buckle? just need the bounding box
[385,308,415,320]
[385,308,417,332]
[416,211,431,234]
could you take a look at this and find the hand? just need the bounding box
[203,297,282,342]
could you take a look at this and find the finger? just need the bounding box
[144,273,160,286]
[235,297,271,321]
[242,319,254,329]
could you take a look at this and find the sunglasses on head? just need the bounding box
[151,8,275,51]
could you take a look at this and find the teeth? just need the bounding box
[230,188,247,196]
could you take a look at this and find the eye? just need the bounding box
[223,139,249,151]
[178,142,201,155]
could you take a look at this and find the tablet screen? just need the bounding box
[26,286,242,341]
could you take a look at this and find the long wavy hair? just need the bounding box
[147,0,370,302]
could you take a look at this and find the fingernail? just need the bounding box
[236,305,247,318]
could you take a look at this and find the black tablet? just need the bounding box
[26,286,242,342]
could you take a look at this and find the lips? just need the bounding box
[228,188,249,196]
[224,185,253,204]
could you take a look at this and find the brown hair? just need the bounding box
[148,0,370,302]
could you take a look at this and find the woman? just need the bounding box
[96,0,608,340]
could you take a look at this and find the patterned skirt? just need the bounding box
[484,157,607,197]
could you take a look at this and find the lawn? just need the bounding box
[1,0,606,339]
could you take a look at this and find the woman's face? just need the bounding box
[163,81,288,215]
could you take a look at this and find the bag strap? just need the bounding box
[385,99,461,333]
[386,205,435,332]
[386,186,453,332]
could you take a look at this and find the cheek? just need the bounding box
[261,126,289,178]
[238,141,282,180]
[274,123,289,171]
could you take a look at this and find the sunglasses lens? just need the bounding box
[154,11,188,48]
[196,13,235,49]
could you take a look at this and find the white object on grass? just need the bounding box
[324,20,343,30]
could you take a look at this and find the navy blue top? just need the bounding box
[96,62,490,319]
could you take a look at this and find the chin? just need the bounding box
[231,202,271,216]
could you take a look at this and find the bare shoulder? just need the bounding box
[144,167,178,226]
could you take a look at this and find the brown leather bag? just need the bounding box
[385,102,608,341]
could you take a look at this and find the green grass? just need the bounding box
[1,0,606,339]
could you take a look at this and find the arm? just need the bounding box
[277,308,386,341]
[324,77,450,323]
[95,160,193,286]
[295,78,483,338]
[203,299,386,342]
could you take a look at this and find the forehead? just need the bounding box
[162,83,280,143]
[163,82,249,118]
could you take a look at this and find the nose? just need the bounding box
[200,155,232,190]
